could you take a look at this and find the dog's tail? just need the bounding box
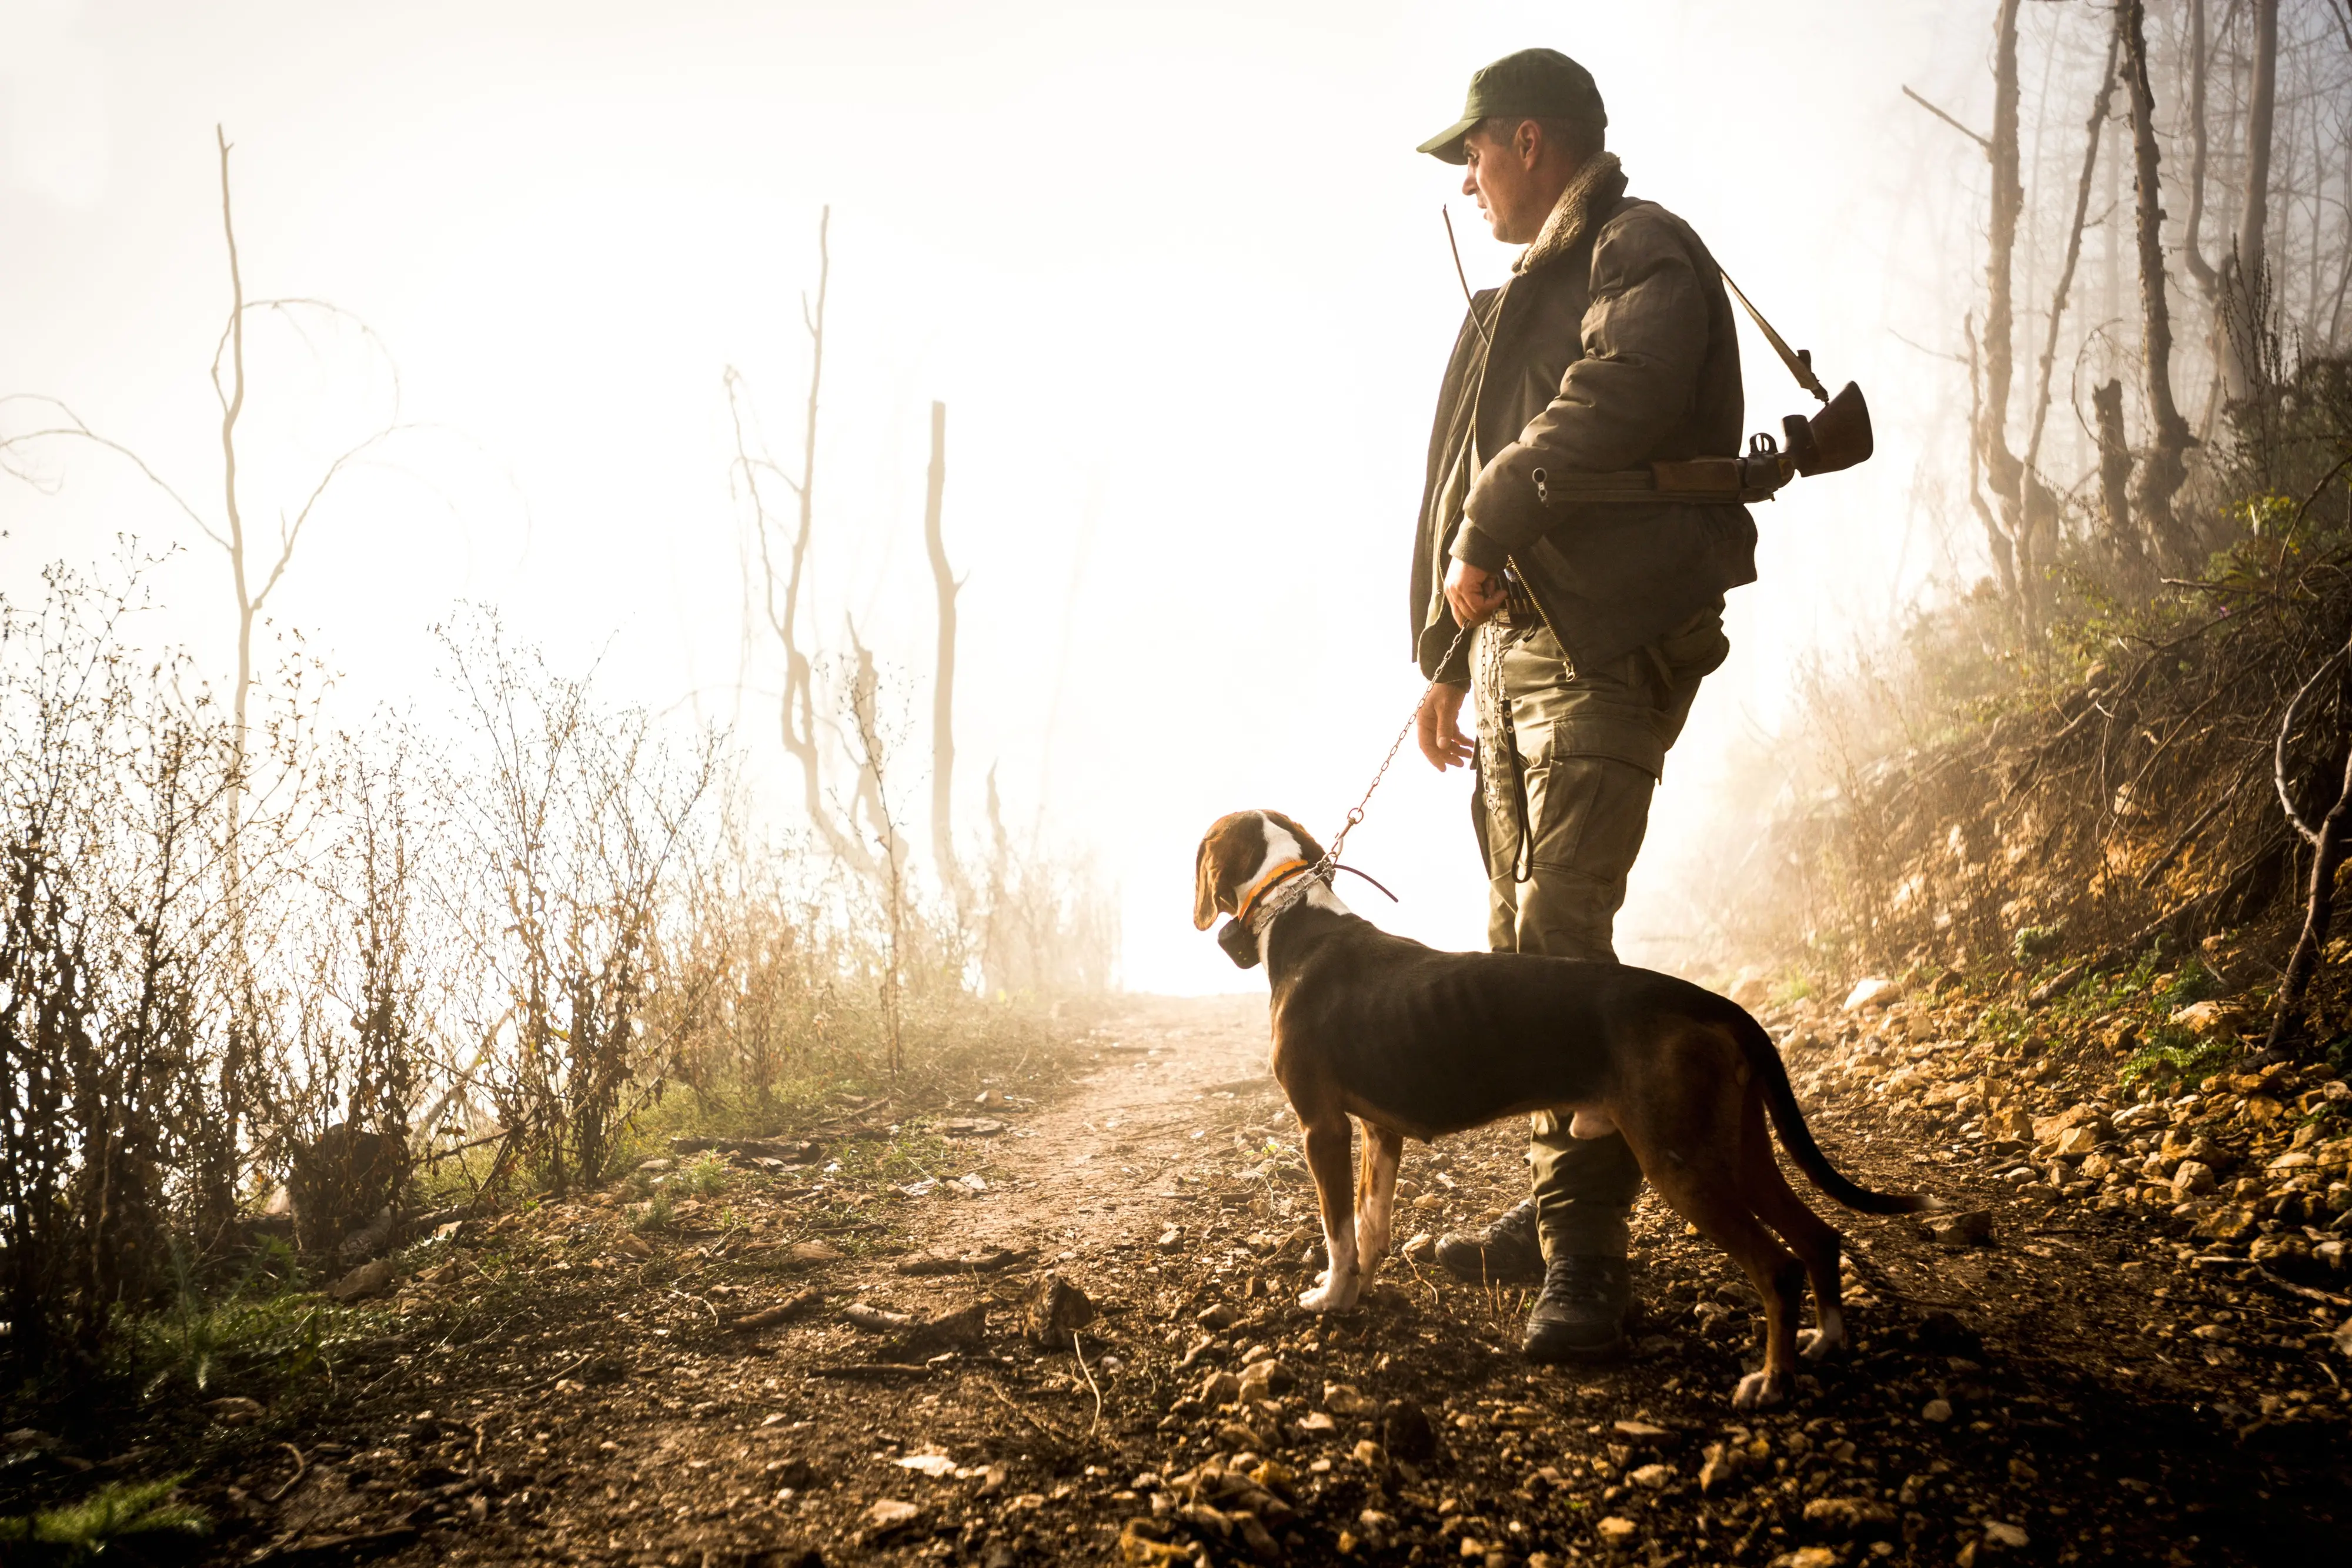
[1729,1008,1931,1215]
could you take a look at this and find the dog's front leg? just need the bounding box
[1353,1122,1404,1286]
[1298,1116,1361,1312]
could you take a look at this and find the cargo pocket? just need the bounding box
[1524,738,1656,888]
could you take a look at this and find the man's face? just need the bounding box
[1449,122,1581,246]
[1461,121,1551,245]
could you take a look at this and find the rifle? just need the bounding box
[1525,265,1873,509]
[1531,379,1873,507]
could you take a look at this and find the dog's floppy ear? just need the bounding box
[1192,836,1223,931]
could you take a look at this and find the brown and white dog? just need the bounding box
[1193,808,1932,1410]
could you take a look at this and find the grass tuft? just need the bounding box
[0,1476,208,1565]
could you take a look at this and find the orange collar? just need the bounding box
[1231,858,1312,927]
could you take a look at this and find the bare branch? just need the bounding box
[0,394,222,546]
[2273,643,2347,845]
[1902,84,1992,151]
[253,424,413,612]
[212,297,407,421]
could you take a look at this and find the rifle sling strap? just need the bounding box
[1534,454,1786,507]
[1716,265,1829,404]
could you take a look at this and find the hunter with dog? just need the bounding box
[1409,48,1760,1362]
[1192,47,1893,1408]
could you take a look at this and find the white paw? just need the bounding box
[1800,1319,1846,1362]
[1732,1370,1789,1411]
[1297,1271,1360,1313]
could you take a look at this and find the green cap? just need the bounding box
[1416,48,1606,164]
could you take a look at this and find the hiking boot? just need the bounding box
[1522,1253,1633,1361]
[1433,1199,1543,1282]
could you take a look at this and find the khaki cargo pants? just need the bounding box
[1470,604,1728,1261]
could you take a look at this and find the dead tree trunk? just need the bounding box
[2020,20,2122,513]
[922,399,966,914]
[2226,0,2278,399]
[732,208,876,878]
[2181,0,2223,305]
[1979,0,2036,627]
[2264,638,2352,1059]
[781,210,857,869]
[1965,313,2017,598]
[216,126,252,896]
[2121,0,2199,571]
[2092,378,2140,573]
[212,126,261,1201]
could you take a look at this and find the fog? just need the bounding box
[2,0,2000,993]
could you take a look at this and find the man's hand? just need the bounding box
[1416,681,1474,771]
[1444,557,1508,630]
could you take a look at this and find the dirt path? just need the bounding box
[208,992,2347,1568]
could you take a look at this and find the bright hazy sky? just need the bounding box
[3,1,2001,993]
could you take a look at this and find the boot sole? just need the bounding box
[1521,1326,1625,1362]
[1437,1259,1545,1283]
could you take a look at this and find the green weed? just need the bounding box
[114,1242,386,1403]
[2120,1025,2239,1089]
[2011,922,2066,964]
[0,1475,208,1565]
[677,1154,730,1198]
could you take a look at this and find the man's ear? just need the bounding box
[1192,838,1222,931]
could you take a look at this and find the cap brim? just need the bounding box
[1415,115,1479,163]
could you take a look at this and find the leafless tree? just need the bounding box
[2230,0,2282,399]
[1,126,405,895]
[1907,1,2056,626]
[922,400,968,917]
[2020,21,2122,504]
[2121,0,2199,570]
[731,208,876,880]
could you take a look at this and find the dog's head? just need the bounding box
[1193,810,1326,967]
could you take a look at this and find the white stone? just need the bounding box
[1843,977,1901,1011]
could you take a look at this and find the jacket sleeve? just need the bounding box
[1453,210,1710,568]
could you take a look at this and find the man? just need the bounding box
[1407,49,1756,1360]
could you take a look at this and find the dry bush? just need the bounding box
[0,564,249,1372]
[0,579,1114,1384]
[262,754,429,1253]
[1703,359,2352,1002]
[430,615,720,1197]
[975,774,1118,998]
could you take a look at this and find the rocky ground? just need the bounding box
[12,982,2352,1567]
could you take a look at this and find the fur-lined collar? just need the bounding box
[1515,151,1628,275]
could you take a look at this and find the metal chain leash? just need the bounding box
[1311,620,1476,880]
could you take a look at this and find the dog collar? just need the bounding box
[1231,858,1312,928]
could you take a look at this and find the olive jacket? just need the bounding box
[1410,152,1758,680]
